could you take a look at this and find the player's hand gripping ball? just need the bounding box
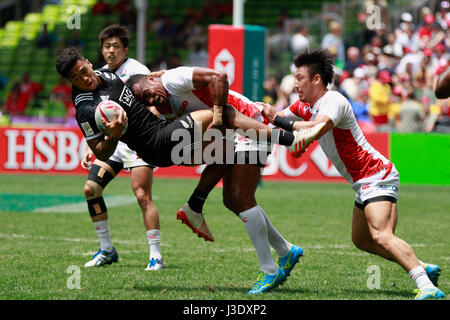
[95,100,128,137]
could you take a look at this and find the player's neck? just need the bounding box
[308,87,328,107]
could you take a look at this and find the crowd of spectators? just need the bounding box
[265,2,450,133]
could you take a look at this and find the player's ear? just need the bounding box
[85,59,93,68]
[124,47,128,56]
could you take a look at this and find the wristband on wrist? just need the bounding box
[273,115,294,131]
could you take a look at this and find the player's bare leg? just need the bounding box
[130,166,164,270]
[83,159,119,267]
[355,201,444,299]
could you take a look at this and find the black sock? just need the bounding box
[188,188,209,213]
[272,129,294,146]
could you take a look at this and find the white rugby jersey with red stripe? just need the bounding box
[288,91,392,184]
[158,67,266,123]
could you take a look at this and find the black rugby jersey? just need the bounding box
[72,69,171,165]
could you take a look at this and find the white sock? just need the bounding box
[239,206,278,274]
[409,265,435,290]
[418,260,425,267]
[94,220,113,252]
[257,206,291,257]
[146,229,162,261]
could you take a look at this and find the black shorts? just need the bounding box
[141,114,200,167]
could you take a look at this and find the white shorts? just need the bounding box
[109,141,150,169]
[353,163,399,209]
[233,133,273,153]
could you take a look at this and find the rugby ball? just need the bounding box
[95,100,128,137]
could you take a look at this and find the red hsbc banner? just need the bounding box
[0,126,389,182]
[208,25,245,94]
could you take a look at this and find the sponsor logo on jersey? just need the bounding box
[362,184,371,190]
[81,122,94,136]
[118,86,135,107]
[379,184,398,192]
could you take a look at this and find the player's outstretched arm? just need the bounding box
[293,114,333,140]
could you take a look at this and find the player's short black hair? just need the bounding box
[56,47,86,78]
[99,24,131,48]
[126,74,147,91]
[294,49,335,86]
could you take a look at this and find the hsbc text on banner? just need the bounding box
[0,126,391,183]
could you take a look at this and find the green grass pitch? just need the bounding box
[0,174,448,300]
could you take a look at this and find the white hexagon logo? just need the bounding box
[214,48,235,85]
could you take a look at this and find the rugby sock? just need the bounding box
[409,266,436,290]
[188,188,209,213]
[271,129,294,146]
[146,229,162,260]
[257,206,290,257]
[239,206,278,275]
[93,220,113,253]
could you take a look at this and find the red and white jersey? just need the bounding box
[284,99,313,121]
[158,67,266,123]
[309,90,391,184]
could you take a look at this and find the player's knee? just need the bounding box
[84,181,103,199]
[134,187,150,208]
[371,230,393,249]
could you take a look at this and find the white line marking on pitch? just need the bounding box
[33,195,159,213]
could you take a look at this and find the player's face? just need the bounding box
[68,59,100,91]
[131,76,168,107]
[101,37,128,70]
[294,66,315,103]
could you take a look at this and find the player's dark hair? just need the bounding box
[126,74,147,92]
[99,24,131,48]
[294,49,335,86]
[56,47,86,78]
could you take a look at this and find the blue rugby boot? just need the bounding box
[277,245,303,277]
[248,267,286,294]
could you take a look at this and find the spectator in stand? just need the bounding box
[383,32,403,58]
[185,41,208,68]
[321,20,345,65]
[344,47,364,74]
[36,23,56,48]
[368,69,394,129]
[397,90,425,132]
[114,0,136,31]
[413,50,435,89]
[50,76,75,118]
[92,0,111,16]
[7,73,43,115]
[421,95,441,132]
[341,67,366,103]
[290,24,310,56]
[6,82,27,115]
[434,42,449,70]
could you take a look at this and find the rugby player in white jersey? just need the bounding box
[126,67,323,294]
[258,48,445,300]
[81,25,164,271]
